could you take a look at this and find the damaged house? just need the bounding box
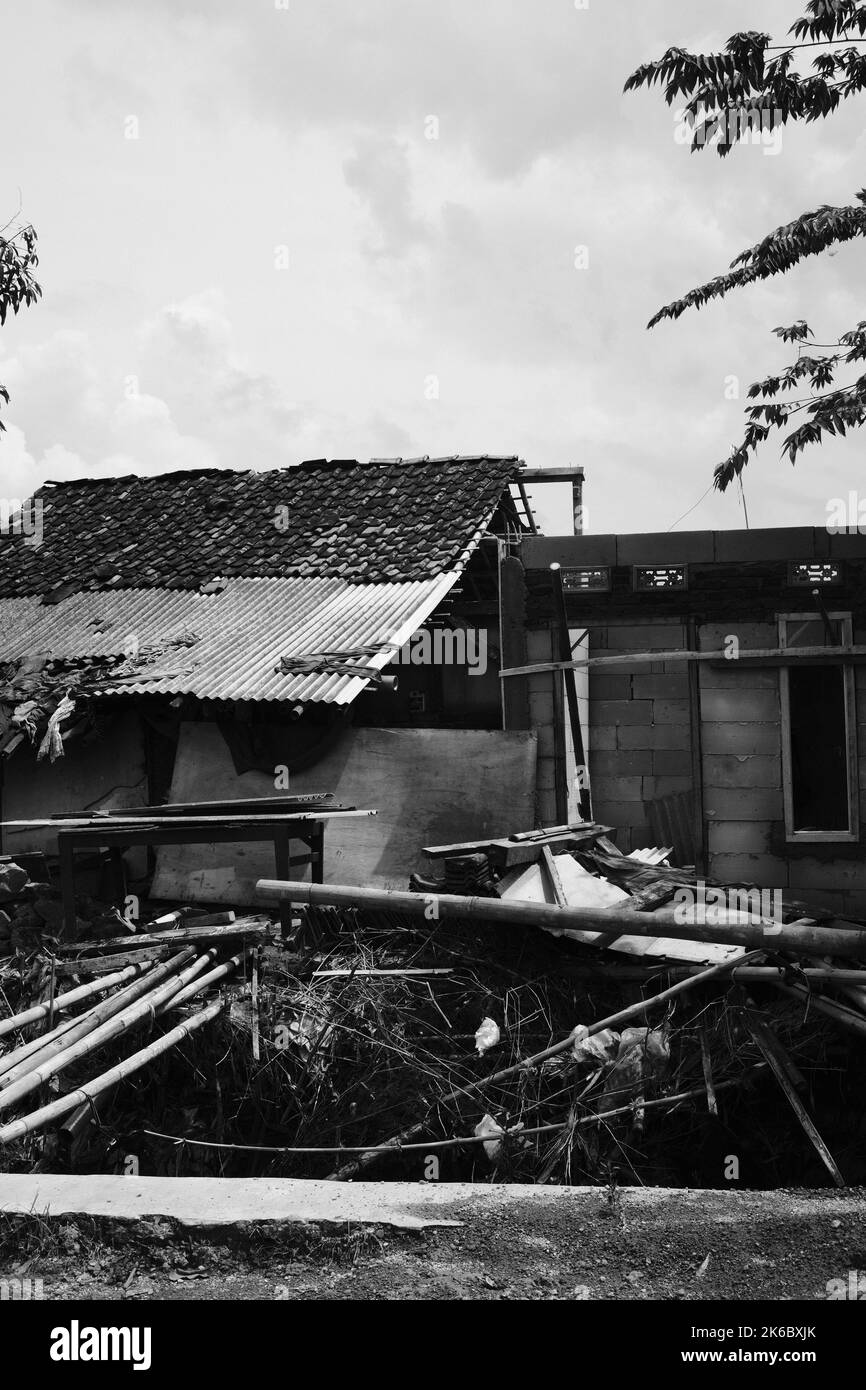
[0,456,545,901]
[3,465,866,1192]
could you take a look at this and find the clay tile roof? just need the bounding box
[0,456,524,598]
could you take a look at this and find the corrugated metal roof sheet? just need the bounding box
[0,574,460,705]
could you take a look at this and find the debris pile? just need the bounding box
[1,823,866,1188]
[0,859,68,952]
[0,856,166,954]
[0,637,194,762]
[0,657,110,762]
[0,891,268,1166]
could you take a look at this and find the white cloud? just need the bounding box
[0,288,422,496]
[343,137,429,259]
[1,0,863,532]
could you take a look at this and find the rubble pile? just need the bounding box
[0,860,66,953]
[1,825,866,1188]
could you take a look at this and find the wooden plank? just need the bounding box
[511,823,586,841]
[498,553,531,731]
[540,846,567,906]
[56,947,177,978]
[551,568,591,821]
[424,824,611,859]
[50,794,344,819]
[551,641,569,824]
[61,920,272,956]
[0,810,377,829]
[140,910,235,930]
[521,465,585,482]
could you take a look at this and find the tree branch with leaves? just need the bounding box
[626,1,866,491]
[0,220,41,432]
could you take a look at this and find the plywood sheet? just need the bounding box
[152,722,537,903]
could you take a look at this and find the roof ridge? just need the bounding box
[37,455,524,492]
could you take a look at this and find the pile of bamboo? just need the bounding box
[0,939,254,1147]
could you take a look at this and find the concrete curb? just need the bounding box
[2,1175,865,1233]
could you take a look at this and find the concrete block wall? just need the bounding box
[697,619,786,888]
[698,619,866,919]
[588,622,691,853]
[523,534,866,917]
[526,627,557,826]
[529,609,866,915]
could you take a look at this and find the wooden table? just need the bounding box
[3,806,379,940]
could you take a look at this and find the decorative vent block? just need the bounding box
[633,565,688,592]
[559,566,612,593]
[787,561,843,586]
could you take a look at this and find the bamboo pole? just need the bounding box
[159,950,248,1012]
[311,967,455,979]
[0,962,152,1038]
[542,965,866,982]
[158,946,219,1000]
[16,950,237,1152]
[0,1013,86,1081]
[0,953,191,1089]
[251,952,260,1062]
[816,962,866,1013]
[256,879,866,958]
[0,949,200,1109]
[498,644,866,680]
[771,981,866,1039]
[841,984,866,1012]
[326,948,764,1180]
[0,1000,226,1146]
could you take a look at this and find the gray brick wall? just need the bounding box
[587,621,694,852]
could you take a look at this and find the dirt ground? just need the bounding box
[4,1186,865,1301]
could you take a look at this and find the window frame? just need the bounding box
[778,611,859,844]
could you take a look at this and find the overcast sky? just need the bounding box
[1,0,864,536]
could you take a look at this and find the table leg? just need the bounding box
[274,827,292,940]
[58,838,77,942]
[312,824,324,884]
[108,846,127,913]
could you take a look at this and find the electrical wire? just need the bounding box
[666,481,715,533]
